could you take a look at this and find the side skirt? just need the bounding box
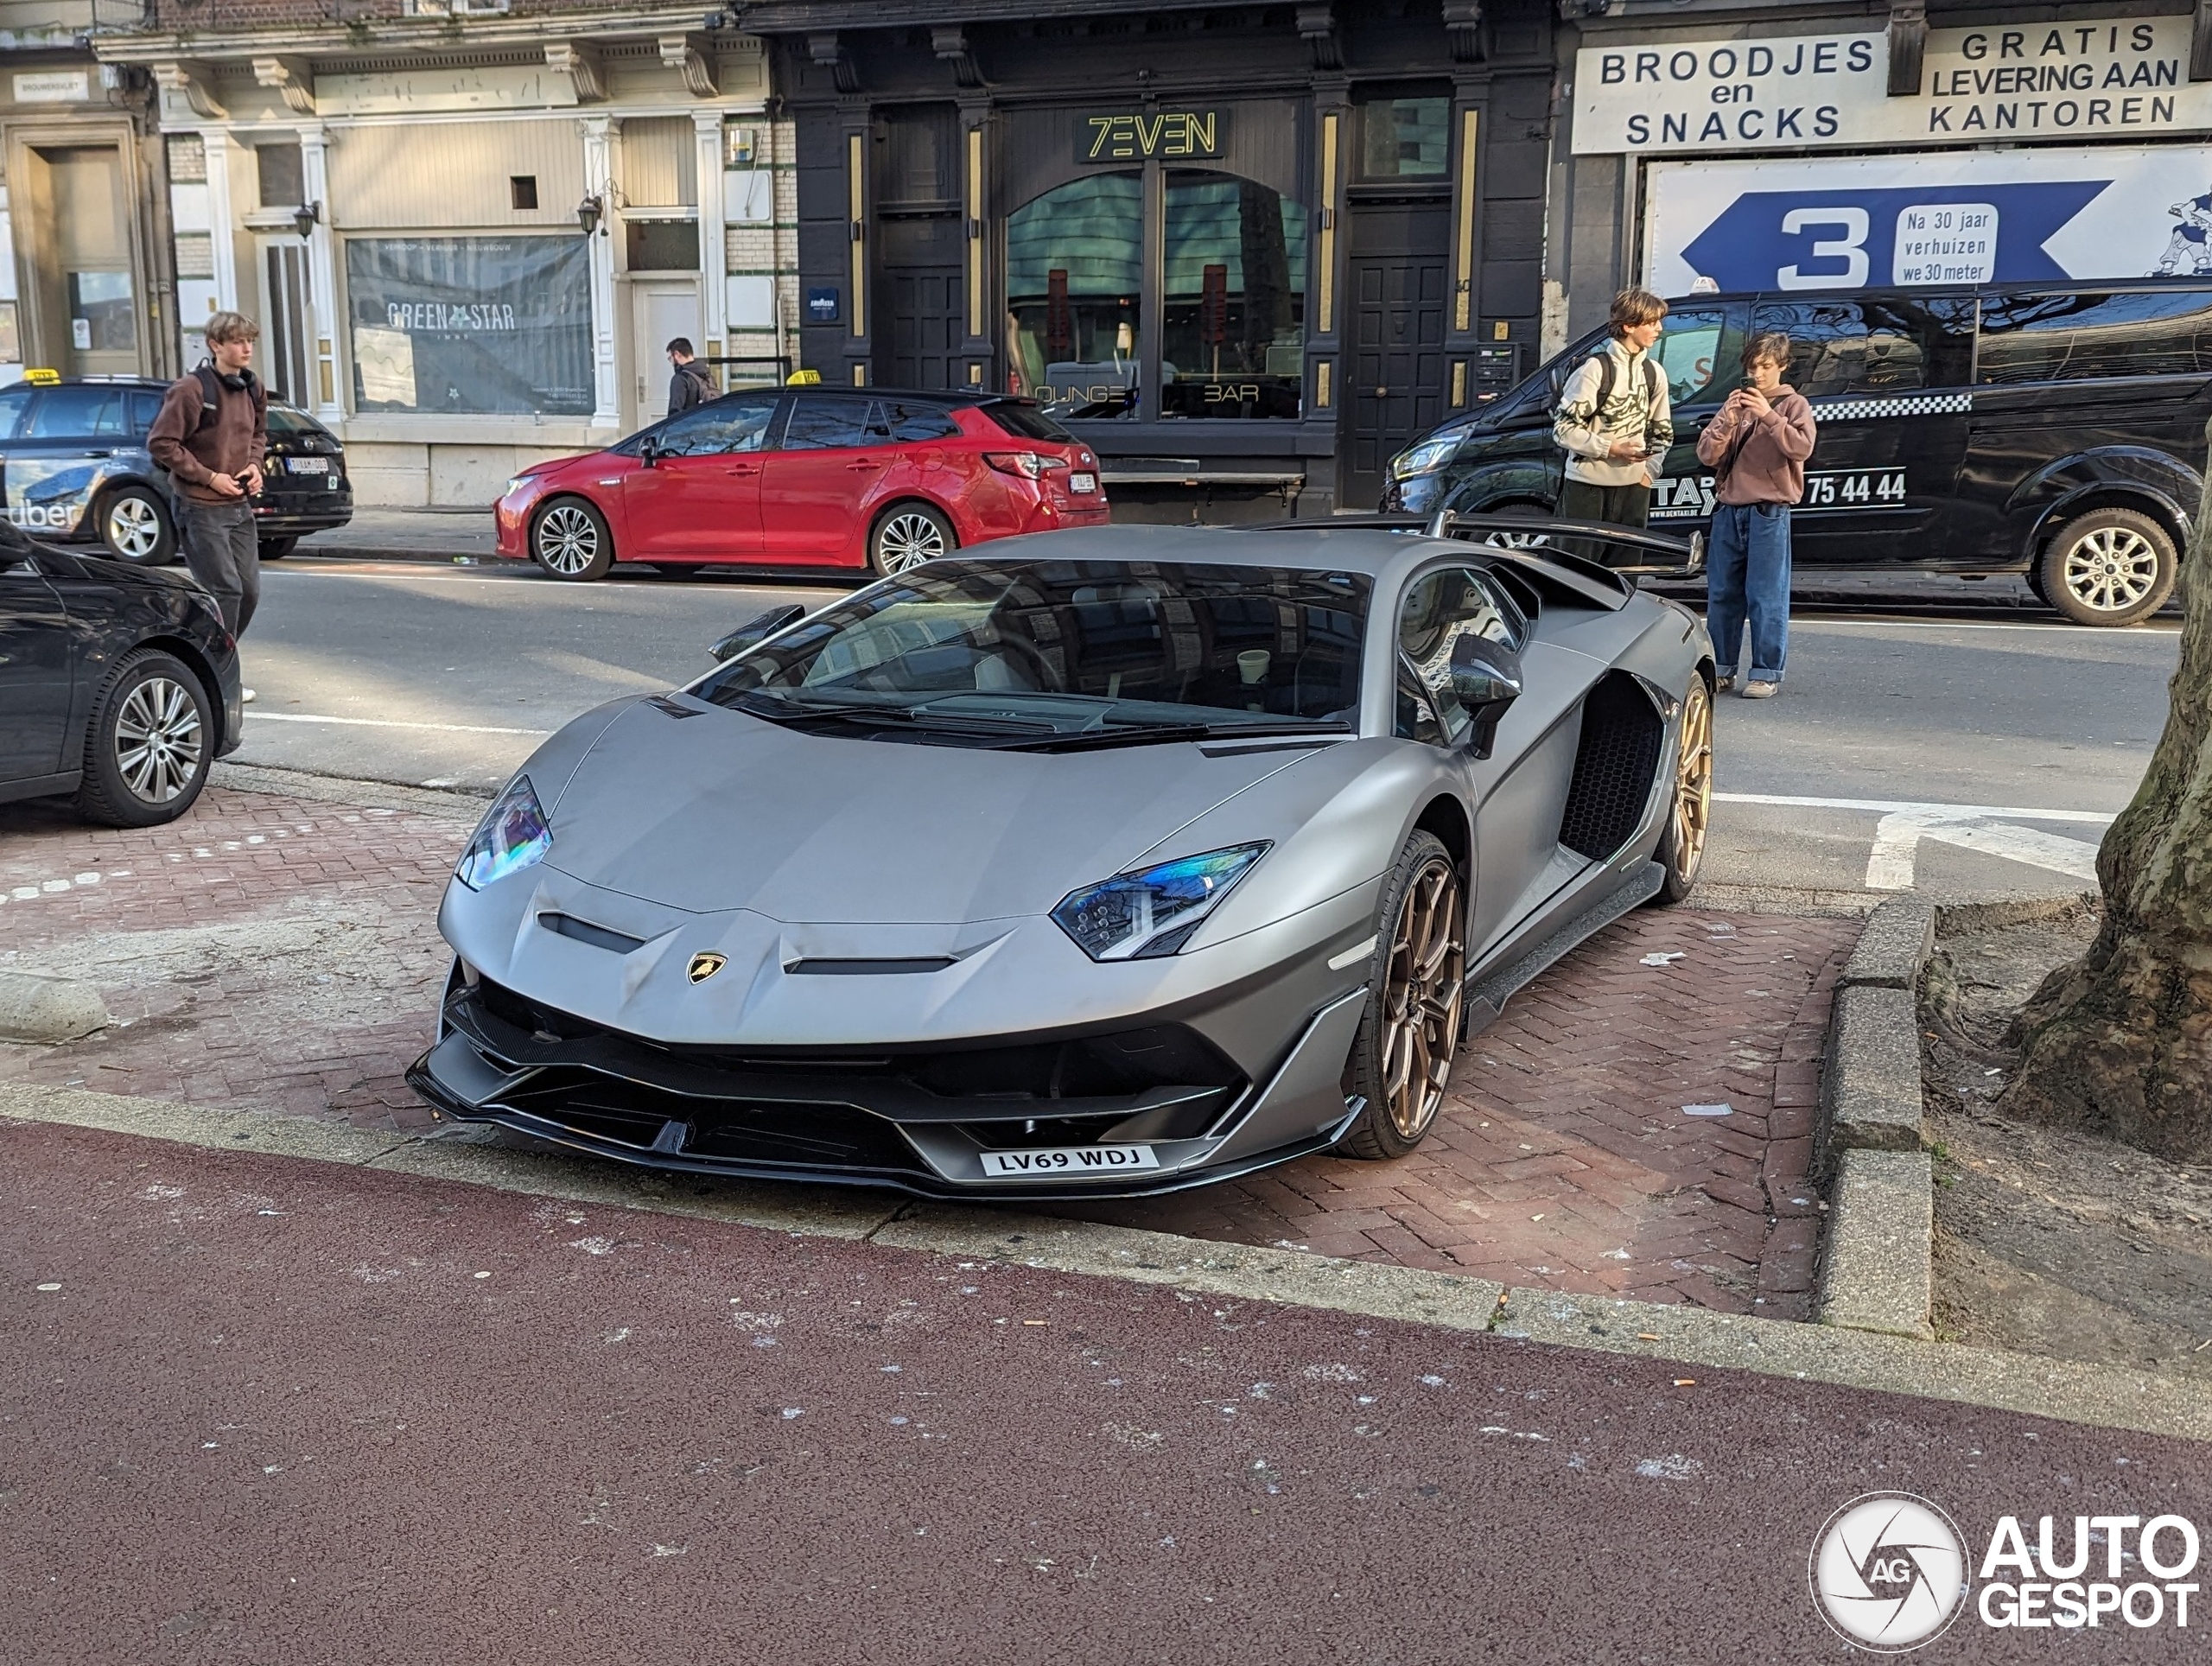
[1461,858,1664,1038]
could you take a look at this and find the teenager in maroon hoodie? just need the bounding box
[1695,331,1817,699]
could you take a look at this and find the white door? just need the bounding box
[630,280,702,427]
[256,235,313,407]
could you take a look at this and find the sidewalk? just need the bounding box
[295,506,499,563]
[2,777,1860,1319]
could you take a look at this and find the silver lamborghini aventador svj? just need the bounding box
[408,518,1716,1198]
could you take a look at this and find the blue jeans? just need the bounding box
[1705,501,1791,683]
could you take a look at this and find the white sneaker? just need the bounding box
[241,688,257,703]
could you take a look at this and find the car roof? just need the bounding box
[775,385,1021,409]
[967,523,1485,581]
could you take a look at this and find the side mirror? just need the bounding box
[1449,637,1522,760]
[709,603,806,662]
[639,435,664,467]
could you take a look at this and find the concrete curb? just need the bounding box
[0,971,109,1043]
[5,1080,2208,1443]
[1811,890,2105,1343]
[211,760,495,811]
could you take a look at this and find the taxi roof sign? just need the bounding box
[23,367,59,385]
[785,368,821,385]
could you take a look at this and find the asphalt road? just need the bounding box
[226,551,2180,900]
[7,1117,2205,1665]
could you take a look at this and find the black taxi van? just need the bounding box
[1382,281,2212,626]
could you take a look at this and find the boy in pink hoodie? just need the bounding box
[1695,331,1817,698]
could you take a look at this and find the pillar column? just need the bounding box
[200,127,238,317]
[692,109,728,366]
[581,115,620,429]
[297,124,340,419]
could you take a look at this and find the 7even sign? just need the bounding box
[1080,110,1224,162]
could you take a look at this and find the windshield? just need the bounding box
[697,558,1369,744]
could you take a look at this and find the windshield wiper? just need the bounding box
[1005,720,1351,754]
[728,688,1056,738]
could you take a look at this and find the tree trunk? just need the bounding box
[2007,449,2212,1160]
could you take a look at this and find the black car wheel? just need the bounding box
[533,497,613,581]
[2039,508,2176,626]
[259,536,298,560]
[870,502,955,578]
[1338,830,1465,1160]
[97,485,176,566]
[1478,501,1554,550]
[73,649,213,827]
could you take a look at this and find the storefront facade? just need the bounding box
[96,5,798,505]
[747,0,1557,517]
[0,7,169,388]
[1554,1,2212,338]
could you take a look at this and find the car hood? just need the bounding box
[537,696,1321,923]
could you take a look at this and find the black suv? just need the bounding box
[1383,281,2212,626]
[0,376,353,568]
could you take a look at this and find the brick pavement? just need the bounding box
[1,783,1857,1318]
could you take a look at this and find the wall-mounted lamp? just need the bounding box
[576,194,603,238]
[292,200,321,240]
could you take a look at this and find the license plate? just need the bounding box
[977,1143,1158,1179]
[286,455,329,474]
[1070,471,1097,494]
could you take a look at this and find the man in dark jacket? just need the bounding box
[666,338,710,414]
[149,312,268,696]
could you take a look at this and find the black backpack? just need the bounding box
[1591,348,1662,417]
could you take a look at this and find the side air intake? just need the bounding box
[1558,671,1665,861]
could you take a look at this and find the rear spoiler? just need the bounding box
[1235,511,1705,611]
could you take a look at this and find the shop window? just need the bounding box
[65,272,134,353]
[1751,297,1975,399]
[1161,170,1306,419]
[1361,99,1448,180]
[510,175,538,212]
[346,236,594,416]
[1978,291,2212,385]
[256,142,304,210]
[1006,173,1142,417]
[626,219,699,272]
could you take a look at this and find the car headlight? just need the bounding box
[503,475,532,497]
[455,774,552,891]
[1051,843,1270,962]
[1390,437,1459,480]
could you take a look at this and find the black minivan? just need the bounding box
[1382,282,2212,626]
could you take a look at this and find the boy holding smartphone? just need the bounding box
[1695,330,1816,699]
[1552,288,1673,531]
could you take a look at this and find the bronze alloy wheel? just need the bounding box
[1379,852,1466,1142]
[1667,676,1713,894]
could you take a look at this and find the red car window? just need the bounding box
[780,398,875,450]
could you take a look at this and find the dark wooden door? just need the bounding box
[1343,206,1449,512]
[879,213,963,391]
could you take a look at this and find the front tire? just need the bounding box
[73,649,213,827]
[1337,830,1466,1160]
[1651,674,1713,905]
[869,501,955,578]
[97,484,175,566]
[2038,507,2176,626]
[532,497,613,582]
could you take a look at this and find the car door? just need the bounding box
[1958,288,2212,566]
[618,397,779,562]
[758,396,887,565]
[1395,563,1589,959]
[1746,294,1975,567]
[0,543,74,789]
[10,385,127,541]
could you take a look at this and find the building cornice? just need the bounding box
[92,5,761,67]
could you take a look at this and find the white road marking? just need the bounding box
[1716,791,2117,824]
[1864,816,1923,891]
[249,712,553,737]
[1922,822,2101,882]
[1792,618,2177,636]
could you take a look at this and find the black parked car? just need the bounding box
[0,375,352,567]
[1384,279,2212,626]
[0,522,243,824]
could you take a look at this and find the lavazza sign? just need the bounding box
[1574,16,2212,154]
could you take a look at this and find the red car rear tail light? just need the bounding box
[983,450,1070,481]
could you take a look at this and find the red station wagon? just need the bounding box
[496,387,1109,582]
